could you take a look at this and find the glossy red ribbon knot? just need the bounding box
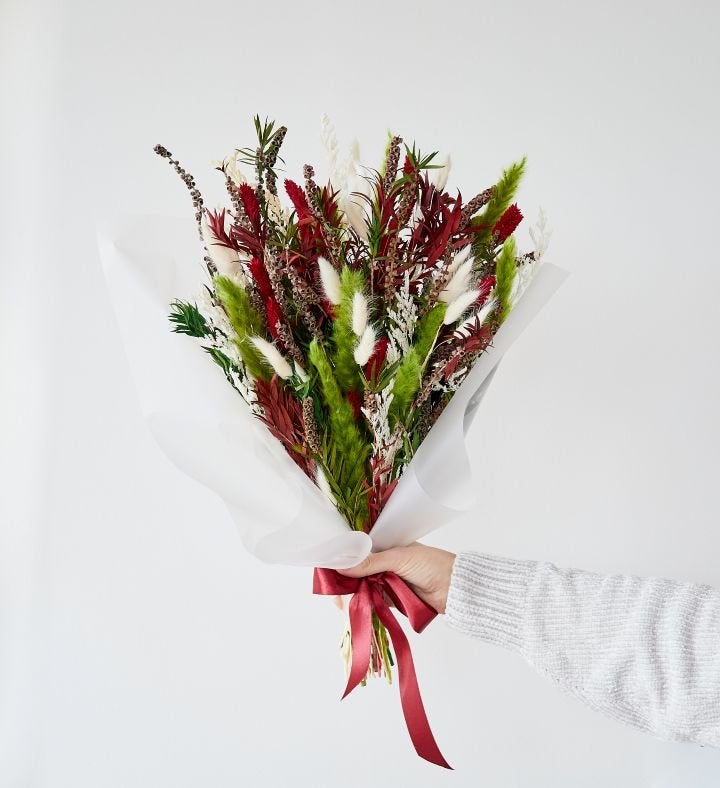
[313,567,452,769]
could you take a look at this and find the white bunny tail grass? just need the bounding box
[294,362,309,382]
[318,256,342,305]
[446,244,473,275]
[351,291,369,336]
[443,289,481,325]
[249,336,293,379]
[353,325,376,366]
[456,296,499,336]
[430,153,451,192]
[439,258,473,304]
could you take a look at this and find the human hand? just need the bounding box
[337,543,457,614]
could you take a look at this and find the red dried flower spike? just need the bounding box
[493,204,523,243]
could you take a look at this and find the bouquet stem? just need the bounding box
[369,614,394,685]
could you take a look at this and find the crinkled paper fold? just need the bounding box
[98,215,569,568]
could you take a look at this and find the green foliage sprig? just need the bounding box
[471,156,527,251]
[169,300,210,338]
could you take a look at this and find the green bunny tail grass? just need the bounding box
[388,348,421,425]
[388,303,446,425]
[214,275,270,381]
[494,236,517,324]
[331,267,367,393]
[471,156,527,250]
[308,340,369,518]
[415,303,447,362]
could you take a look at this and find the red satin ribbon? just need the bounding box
[313,567,452,769]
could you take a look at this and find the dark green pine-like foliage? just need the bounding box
[169,299,210,337]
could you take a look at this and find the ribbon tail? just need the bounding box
[342,581,373,699]
[373,590,453,770]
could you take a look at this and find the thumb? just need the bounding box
[336,547,407,578]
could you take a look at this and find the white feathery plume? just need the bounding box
[264,190,287,226]
[439,259,473,304]
[318,256,342,305]
[210,152,245,187]
[342,196,369,240]
[341,169,370,240]
[201,217,247,285]
[529,206,551,262]
[386,271,417,364]
[430,153,451,192]
[446,244,473,275]
[353,325,376,366]
[351,291,368,336]
[249,336,293,379]
[361,379,398,458]
[315,465,337,506]
[456,295,498,336]
[320,113,340,185]
[509,208,552,308]
[443,289,480,325]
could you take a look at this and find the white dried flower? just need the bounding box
[430,153,451,192]
[294,362,309,382]
[318,256,341,305]
[264,190,287,226]
[249,336,293,379]
[386,271,417,364]
[456,295,498,336]
[446,245,473,275]
[361,379,398,460]
[353,325,376,366]
[201,217,247,285]
[351,291,368,336]
[341,196,368,240]
[439,259,473,305]
[443,289,481,325]
[320,113,340,185]
[529,207,551,262]
[211,152,245,187]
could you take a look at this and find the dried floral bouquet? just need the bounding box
[155,116,549,766]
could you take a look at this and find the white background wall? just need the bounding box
[2,0,720,785]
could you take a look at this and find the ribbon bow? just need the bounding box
[313,567,452,769]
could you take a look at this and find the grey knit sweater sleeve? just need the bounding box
[444,551,720,747]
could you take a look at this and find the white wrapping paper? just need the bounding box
[98,215,569,568]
